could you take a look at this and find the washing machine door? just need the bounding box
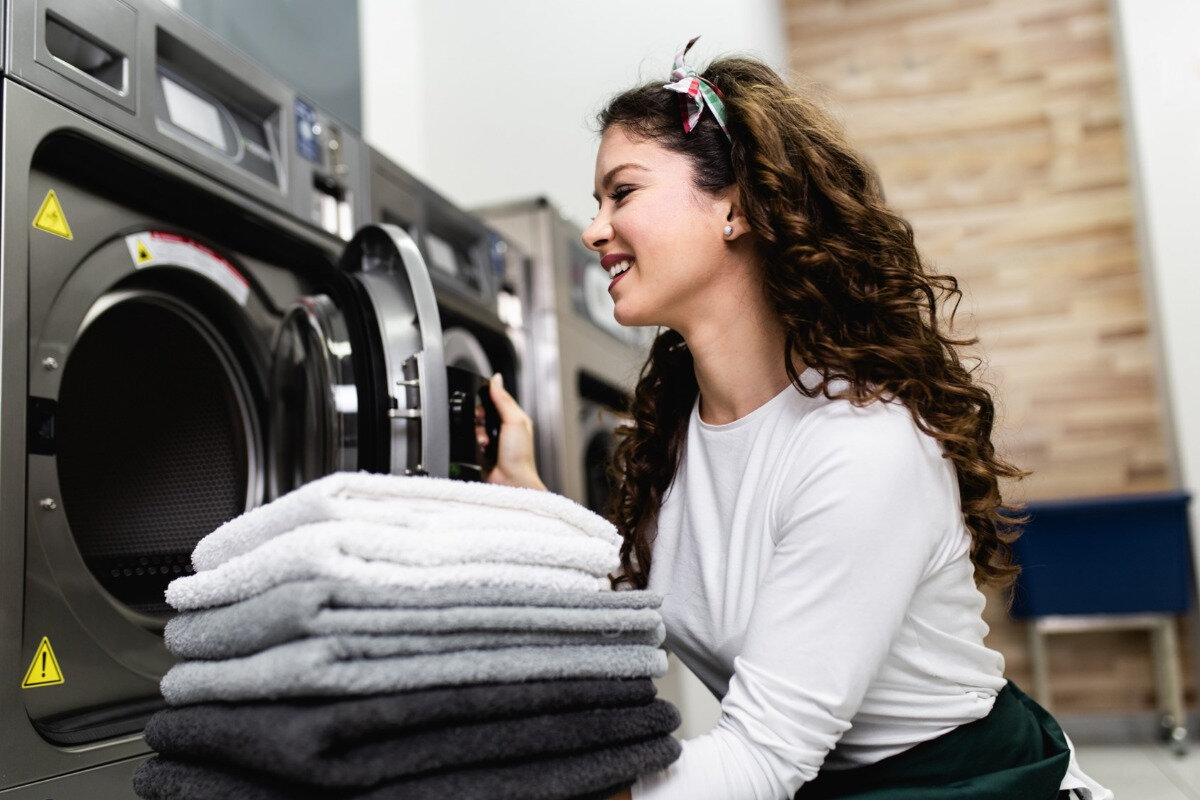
[342,224,448,479]
[270,224,449,495]
[268,294,358,497]
[580,402,628,515]
[442,326,493,376]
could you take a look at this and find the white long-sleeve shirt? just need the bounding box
[631,380,1110,799]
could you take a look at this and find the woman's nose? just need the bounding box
[582,213,611,252]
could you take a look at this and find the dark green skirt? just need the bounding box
[795,682,1071,800]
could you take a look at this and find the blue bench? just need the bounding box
[1010,490,1193,752]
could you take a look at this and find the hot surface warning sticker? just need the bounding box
[22,637,64,688]
[32,189,73,240]
[125,231,250,306]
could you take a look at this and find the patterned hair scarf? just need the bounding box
[662,36,731,142]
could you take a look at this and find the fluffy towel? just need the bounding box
[166,519,618,611]
[172,628,660,663]
[146,677,657,757]
[133,736,681,800]
[166,581,664,659]
[191,472,620,571]
[147,697,679,786]
[160,641,668,704]
[199,519,619,572]
[166,556,608,611]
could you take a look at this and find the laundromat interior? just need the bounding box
[1,0,1198,797]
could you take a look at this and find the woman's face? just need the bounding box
[582,125,735,332]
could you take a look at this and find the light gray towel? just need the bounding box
[168,627,661,661]
[191,472,620,571]
[160,641,668,705]
[166,554,608,611]
[166,581,665,659]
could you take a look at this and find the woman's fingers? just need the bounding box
[482,373,547,491]
[488,372,527,424]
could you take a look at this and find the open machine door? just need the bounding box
[270,224,449,498]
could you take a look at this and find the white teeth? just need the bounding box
[608,260,633,278]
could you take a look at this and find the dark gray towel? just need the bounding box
[147,696,678,787]
[147,677,656,761]
[133,735,681,800]
[166,580,664,659]
[572,782,635,800]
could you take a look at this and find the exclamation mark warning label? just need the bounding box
[32,190,74,240]
[21,636,64,688]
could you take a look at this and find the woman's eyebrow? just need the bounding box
[592,163,649,202]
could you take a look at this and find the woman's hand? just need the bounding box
[478,373,548,491]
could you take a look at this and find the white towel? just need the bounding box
[206,520,616,574]
[168,520,616,612]
[191,472,620,572]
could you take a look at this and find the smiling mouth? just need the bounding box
[607,260,632,290]
[606,259,633,279]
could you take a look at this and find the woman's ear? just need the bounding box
[717,187,751,241]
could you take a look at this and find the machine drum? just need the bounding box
[55,295,255,614]
[584,429,615,517]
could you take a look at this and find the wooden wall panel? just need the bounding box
[784,0,1182,714]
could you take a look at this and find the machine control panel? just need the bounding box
[297,98,356,240]
[5,0,367,241]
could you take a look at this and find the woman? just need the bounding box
[483,39,1110,800]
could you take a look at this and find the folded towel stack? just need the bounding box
[134,473,679,800]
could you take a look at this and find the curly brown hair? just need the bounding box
[602,56,1027,590]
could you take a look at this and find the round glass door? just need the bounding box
[268,294,357,499]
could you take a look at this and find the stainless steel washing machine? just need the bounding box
[0,1,464,795]
[478,198,652,513]
[368,149,523,480]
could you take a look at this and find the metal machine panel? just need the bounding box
[5,0,368,241]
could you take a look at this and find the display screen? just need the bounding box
[160,74,227,152]
[424,232,459,276]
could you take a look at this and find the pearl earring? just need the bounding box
[723,225,733,237]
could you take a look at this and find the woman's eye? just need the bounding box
[609,186,634,202]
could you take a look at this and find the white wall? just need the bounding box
[360,0,788,229]
[359,0,426,183]
[1111,2,1200,580]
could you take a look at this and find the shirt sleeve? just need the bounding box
[632,402,958,799]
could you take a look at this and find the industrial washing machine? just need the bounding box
[368,149,522,481]
[0,0,472,795]
[478,198,652,514]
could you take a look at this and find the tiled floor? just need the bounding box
[1075,744,1200,799]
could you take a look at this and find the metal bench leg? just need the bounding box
[1027,620,1053,712]
[1150,617,1187,756]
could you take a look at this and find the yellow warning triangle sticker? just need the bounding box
[136,240,153,264]
[21,637,65,688]
[32,189,73,240]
